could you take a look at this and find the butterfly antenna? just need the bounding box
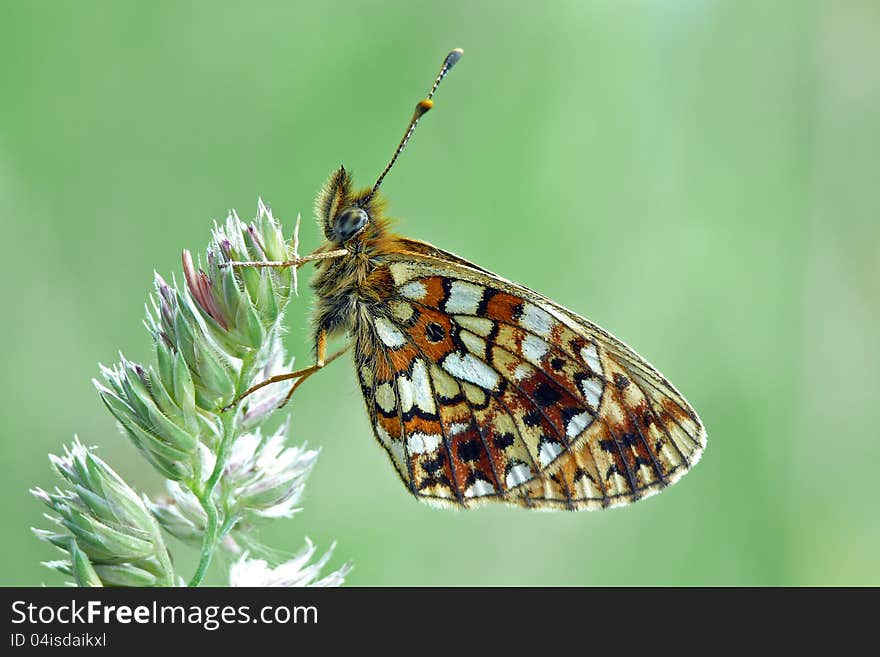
[363,48,463,204]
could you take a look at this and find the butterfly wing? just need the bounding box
[354,240,706,510]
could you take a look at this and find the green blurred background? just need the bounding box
[1,0,878,586]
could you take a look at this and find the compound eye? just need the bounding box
[334,207,369,242]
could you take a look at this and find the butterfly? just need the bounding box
[229,49,706,511]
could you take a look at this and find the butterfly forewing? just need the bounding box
[355,242,706,510]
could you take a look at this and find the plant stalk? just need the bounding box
[188,408,237,586]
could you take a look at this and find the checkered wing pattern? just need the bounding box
[355,245,706,510]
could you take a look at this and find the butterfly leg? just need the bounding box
[223,331,351,411]
[223,248,349,270]
[273,330,352,408]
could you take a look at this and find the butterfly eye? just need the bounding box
[334,207,369,242]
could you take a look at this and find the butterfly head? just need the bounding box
[316,165,388,247]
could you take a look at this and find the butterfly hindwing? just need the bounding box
[355,241,706,510]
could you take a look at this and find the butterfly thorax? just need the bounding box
[310,216,402,353]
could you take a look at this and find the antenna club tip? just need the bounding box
[446,48,464,68]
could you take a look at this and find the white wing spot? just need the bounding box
[566,411,592,438]
[538,441,564,467]
[505,463,532,488]
[410,359,436,414]
[513,364,531,381]
[399,280,428,301]
[464,478,496,498]
[519,303,553,338]
[448,422,469,436]
[581,376,603,410]
[444,281,485,315]
[522,334,550,365]
[581,342,602,374]
[407,432,442,455]
[442,352,500,390]
[397,373,414,413]
[376,316,406,348]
